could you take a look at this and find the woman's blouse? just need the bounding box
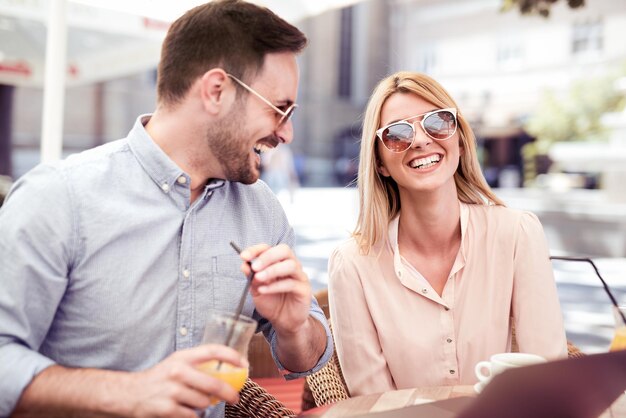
[328,202,567,396]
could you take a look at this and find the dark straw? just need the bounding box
[229,241,255,324]
[550,256,626,325]
[215,242,255,370]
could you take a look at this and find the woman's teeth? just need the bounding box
[409,154,441,169]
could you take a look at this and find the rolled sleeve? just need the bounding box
[0,345,56,416]
[261,298,333,380]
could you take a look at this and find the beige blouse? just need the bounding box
[328,202,567,396]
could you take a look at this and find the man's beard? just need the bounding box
[205,110,259,185]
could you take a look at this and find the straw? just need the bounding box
[214,242,255,371]
[550,256,626,325]
[229,241,255,324]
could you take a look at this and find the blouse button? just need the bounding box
[447,338,453,343]
[421,288,428,294]
[449,369,456,375]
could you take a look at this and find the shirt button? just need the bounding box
[449,369,456,375]
[161,183,170,192]
[398,270,402,277]
[447,338,453,343]
[444,307,450,311]
[182,269,190,278]
[179,326,188,336]
[421,288,428,294]
[177,176,187,184]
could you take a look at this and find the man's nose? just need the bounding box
[276,119,294,144]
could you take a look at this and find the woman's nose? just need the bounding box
[410,123,432,148]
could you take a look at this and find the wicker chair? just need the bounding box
[302,315,584,411]
[225,378,296,418]
[302,320,350,410]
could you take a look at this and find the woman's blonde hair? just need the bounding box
[353,71,505,254]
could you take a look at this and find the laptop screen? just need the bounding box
[458,350,626,418]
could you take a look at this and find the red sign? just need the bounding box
[0,61,32,77]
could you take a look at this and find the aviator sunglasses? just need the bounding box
[227,74,297,128]
[376,108,458,153]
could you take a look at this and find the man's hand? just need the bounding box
[13,345,246,418]
[126,344,245,417]
[239,243,326,373]
[240,243,312,334]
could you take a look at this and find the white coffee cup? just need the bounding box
[474,353,546,393]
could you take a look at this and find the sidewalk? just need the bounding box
[279,187,626,354]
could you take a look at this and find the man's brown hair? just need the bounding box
[156,0,307,107]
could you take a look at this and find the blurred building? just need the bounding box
[3,0,626,186]
[294,0,391,186]
[387,0,626,186]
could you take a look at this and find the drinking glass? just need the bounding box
[609,305,626,352]
[197,311,257,401]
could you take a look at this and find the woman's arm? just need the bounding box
[328,243,395,396]
[511,212,568,359]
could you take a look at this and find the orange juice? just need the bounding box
[197,359,248,391]
[609,326,626,351]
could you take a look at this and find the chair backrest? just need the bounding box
[226,378,296,418]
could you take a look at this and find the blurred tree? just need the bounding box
[501,0,584,18]
[521,74,626,185]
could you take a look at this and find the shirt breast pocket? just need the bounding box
[197,253,255,319]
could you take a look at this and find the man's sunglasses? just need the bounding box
[376,108,458,153]
[227,74,297,128]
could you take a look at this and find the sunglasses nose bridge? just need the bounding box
[410,120,435,148]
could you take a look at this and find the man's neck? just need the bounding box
[145,106,222,199]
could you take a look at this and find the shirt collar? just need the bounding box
[389,200,469,280]
[127,114,186,193]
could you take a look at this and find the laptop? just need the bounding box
[348,350,626,418]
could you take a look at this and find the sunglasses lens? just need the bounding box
[381,123,414,152]
[423,110,457,140]
[278,105,297,127]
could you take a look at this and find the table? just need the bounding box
[299,385,474,417]
[299,385,626,418]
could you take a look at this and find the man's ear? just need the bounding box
[199,69,232,115]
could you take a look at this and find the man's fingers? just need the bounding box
[168,383,214,409]
[175,344,245,368]
[240,243,271,262]
[252,258,303,283]
[255,278,306,295]
[181,369,241,405]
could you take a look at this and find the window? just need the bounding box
[338,7,353,99]
[572,20,603,55]
[497,37,523,70]
[415,44,437,74]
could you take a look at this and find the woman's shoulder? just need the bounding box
[465,202,539,223]
[331,237,362,260]
[464,203,545,239]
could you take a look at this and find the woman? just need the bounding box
[328,71,567,396]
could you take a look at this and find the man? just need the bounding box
[0,1,332,417]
